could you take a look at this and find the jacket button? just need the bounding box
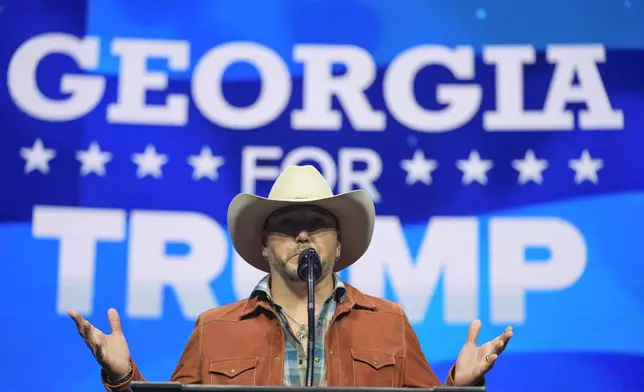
[373,360,379,365]
[274,357,280,362]
[230,369,235,373]
[329,350,334,356]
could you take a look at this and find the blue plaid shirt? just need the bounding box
[250,274,347,387]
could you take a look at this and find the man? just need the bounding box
[69,165,513,391]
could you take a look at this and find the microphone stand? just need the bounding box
[305,255,316,387]
[297,249,321,388]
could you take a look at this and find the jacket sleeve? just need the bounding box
[168,316,203,384]
[101,316,203,391]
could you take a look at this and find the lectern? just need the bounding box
[130,382,485,392]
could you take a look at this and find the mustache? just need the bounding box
[286,245,314,260]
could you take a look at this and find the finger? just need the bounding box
[107,308,123,334]
[68,309,84,329]
[497,328,514,351]
[466,319,482,344]
[68,309,92,338]
[482,353,499,372]
[487,328,513,352]
[492,338,505,354]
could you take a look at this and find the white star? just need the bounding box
[187,146,225,181]
[20,138,56,174]
[400,150,438,185]
[132,144,168,179]
[456,150,493,185]
[76,142,112,176]
[569,149,603,184]
[512,149,549,185]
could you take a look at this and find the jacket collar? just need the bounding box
[239,275,376,320]
[249,273,347,304]
[342,283,377,310]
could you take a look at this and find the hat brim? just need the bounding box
[227,190,375,273]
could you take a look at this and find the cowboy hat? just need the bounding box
[227,165,375,272]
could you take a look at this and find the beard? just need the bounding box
[270,245,334,282]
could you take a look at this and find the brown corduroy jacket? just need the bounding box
[102,283,464,390]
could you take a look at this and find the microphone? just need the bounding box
[297,248,322,387]
[297,248,322,282]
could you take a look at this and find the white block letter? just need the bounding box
[241,146,284,194]
[384,46,481,132]
[349,216,479,323]
[7,33,105,121]
[32,206,125,316]
[107,39,190,126]
[489,218,587,323]
[292,45,385,131]
[233,250,267,300]
[483,45,545,130]
[127,211,227,320]
[338,148,382,202]
[193,42,291,129]
[544,45,623,130]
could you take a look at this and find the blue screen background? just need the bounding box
[0,1,643,391]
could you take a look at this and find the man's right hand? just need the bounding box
[68,308,132,380]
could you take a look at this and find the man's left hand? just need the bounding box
[453,320,513,386]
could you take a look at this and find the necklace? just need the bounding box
[282,311,309,342]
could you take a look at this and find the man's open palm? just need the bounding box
[68,308,131,379]
[453,320,513,386]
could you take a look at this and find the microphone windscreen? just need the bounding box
[297,248,321,281]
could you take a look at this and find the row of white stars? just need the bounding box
[20,139,224,180]
[401,149,603,185]
[19,139,603,185]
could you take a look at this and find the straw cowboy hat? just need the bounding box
[227,165,375,273]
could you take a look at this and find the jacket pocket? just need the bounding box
[209,357,258,385]
[350,350,396,387]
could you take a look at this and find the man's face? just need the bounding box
[262,205,340,282]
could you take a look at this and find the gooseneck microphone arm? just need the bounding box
[297,248,322,388]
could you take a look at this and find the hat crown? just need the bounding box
[268,165,333,200]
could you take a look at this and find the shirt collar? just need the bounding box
[251,273,347,304]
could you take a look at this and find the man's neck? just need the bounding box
[269,272,336,318]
